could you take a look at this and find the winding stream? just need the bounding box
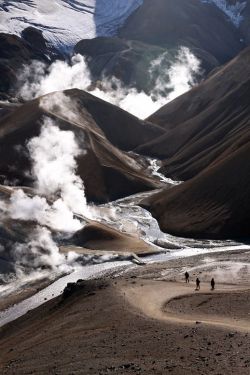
[1,168,250,329]
[0,261,131,328]
[1,242,250,328]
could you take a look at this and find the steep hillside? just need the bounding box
[0,89,162,203]
[120,0,246,65]
[74,0,249,96]
[75,36,213,96]
[136,47,250,180]
[142,140,250,239]
[66,89,165,150]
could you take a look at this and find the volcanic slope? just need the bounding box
[142,139,250,240]
[75,0,248,97]
[120,0,246,67]
[136,47,250,181]
[0,89,163,203]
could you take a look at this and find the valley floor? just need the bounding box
[0,250,250,374]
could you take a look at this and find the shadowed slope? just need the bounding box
[67,89,165,150]
[120,0,245,66]
[74,0,247,96]
[0,89,163,202]
[136,47,250,180]
[0,30,60,99]
[142,141,250,239]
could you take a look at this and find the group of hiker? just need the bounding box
[184,271,215,291]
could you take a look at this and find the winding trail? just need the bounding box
[123,281,250,332]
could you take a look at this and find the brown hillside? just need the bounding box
[136,48,250,180]
[142,140,250,239]
[0,89,162,203]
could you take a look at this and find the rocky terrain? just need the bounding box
[1,250,250,375]
[0,2,250,374]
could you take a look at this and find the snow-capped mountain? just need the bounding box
[0,0,143,50]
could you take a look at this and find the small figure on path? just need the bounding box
[185,271,190,283]
[195,277,200,291]
[211,278,215,290]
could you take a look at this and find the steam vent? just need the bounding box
[0,1,250,374]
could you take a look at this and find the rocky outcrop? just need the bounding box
[21,27,62,60]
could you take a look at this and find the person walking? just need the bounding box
[211,278,215,290]
[185,271,190,283]
[195,277,200,291]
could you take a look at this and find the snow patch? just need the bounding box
[202,0,246,27]
[0,0,143,50]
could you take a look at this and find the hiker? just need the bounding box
[211,278,215,290]
[185,271,190,283]
[195,277,200,291]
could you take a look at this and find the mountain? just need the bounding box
[142,140,250,239]
[0,89,163,203]
[66,89,165,151]
[74,36,204,97]
[139,47,250,239]
[136,47,250,180]
[74,0,249,93]
[0,88,163,279]
[120,0,246,65]
[74,36,173,94]
[0,0,143,50]
[68,221,152,253]
[1,0,250,245]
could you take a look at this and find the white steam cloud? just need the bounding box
[12,226,65,273]
[27,120,90,219]
[8,119,92,232]
[19,48,201,119]
[0,118,92,280]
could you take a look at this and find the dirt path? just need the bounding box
[123,280,250,332]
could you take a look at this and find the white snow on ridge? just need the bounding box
[202,0,247,27]
[0,0,143,50]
